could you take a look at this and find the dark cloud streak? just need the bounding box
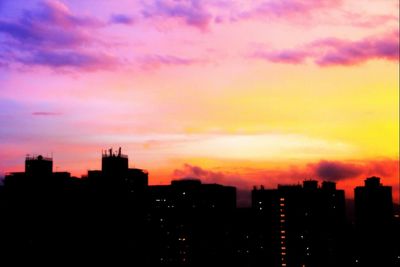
[310,160,363,181]
[109,14,135,25]
[32,112,62,116]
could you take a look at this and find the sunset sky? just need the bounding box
[0,0,398,202]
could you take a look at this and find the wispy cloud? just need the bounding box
[109,14,135,25]
[139,54,201,70]
[20,50,118,70]
[251,30,399,66]
[235,0,342,22]
[32,111,62,116]
[141,0,213,30]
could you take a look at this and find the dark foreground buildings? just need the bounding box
[252,180,347,267]
[0,150,398,266]
[354,177,398,266]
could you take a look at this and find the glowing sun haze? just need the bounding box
[0,0,398,202]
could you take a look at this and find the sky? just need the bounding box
[0,0,399,203]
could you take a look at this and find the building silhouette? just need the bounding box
[252,180,347,267]
[0,151,397,266]
[147,179,236,266]
[354,177,395,266]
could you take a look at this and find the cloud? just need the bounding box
[173,163,250,188]
[252,49,308,64]
[141,0,212,30]
[0,19,90,48]
[236,0,341,22]
[20,50,118,70]
[173,159,399,189]
[252,30,399,66]
[32,111,62,116]
[139,54,200,70]
[0,0,116,71]
[173,163,251,207]
[313,31,399,66]
[310,160,363,181]
[0,0,102,48]
[109,14,135,25]
[172,159,399,205]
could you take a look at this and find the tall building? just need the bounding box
[354,177,394,266]
[252,180,346,267]
[147,179,236,266]
[101,147,128,177]
[25,155,53,177]
[86,147,148,194]
[354,176,393,227]
[5,154,71,190]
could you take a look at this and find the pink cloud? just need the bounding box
[19,50,118,71]
[32,111,62,116]
[139,54,201,70]
[252,49,309,64]
[314,31,399,66]
[237,0,342,21]
[252,30,399,66]
[141,0,213,30]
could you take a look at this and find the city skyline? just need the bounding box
[0,0,399,204]
[1,151,398,266]
[3,149,399,207]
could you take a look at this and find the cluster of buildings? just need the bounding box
[0,149,398,266]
